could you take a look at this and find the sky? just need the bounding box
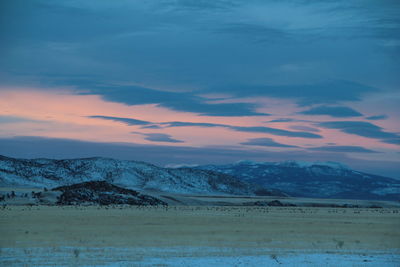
[0,0,399,177]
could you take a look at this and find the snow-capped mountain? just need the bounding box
[196,160,400,201]
[0,155,280,196]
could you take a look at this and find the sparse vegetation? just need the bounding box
[333,238,345,249]
[73,248,80,258]
[270,254,280,263]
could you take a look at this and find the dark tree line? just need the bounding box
[0,191,39,201]
[0,191,15,201]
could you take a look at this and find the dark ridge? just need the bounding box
[251,200,296,207]
[52,181,167,206]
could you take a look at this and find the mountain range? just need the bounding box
[1,155,399,201]
[0,155,276,196]
[196,160,400,201]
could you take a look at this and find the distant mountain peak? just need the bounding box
[277,160,349,169]
[234,160,349,170]
[235,160,265,165]
[196,161,400,201]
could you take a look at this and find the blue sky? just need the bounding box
[0,0,399,177]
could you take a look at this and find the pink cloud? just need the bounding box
[0,87,398,155]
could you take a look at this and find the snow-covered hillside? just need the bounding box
[196,160,400,201]
[0,155,279,196]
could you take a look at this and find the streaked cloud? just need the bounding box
[162,121,322,138]
[0,115,39,123]
[382,138,400,145]
[213,81,378,106]
[163,121,226,128]
[299,106,363,117]
[83,85,268,117]
[318,121,400,145]
[87,118,323,139]
[230,126,322,138]
[289,125,320,133]
[241,137,298,148]
[88,115,151,125]
[268,118,296,123]
[139,133,183,143]
[366,115,388,120]
[140,125,163,129]
[308,145,379,153]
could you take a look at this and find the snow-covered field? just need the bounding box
[1,246,399,266]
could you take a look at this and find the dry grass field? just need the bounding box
[1,205,400,266]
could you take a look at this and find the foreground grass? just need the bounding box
[1,205,399,250]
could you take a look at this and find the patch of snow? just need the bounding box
[372,187,400,195]
[1,246,399,267]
